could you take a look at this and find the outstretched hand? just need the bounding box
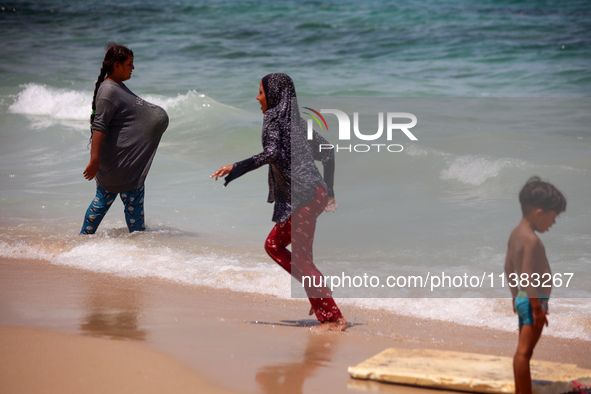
[325,197,338,213]
[211,164,234,181]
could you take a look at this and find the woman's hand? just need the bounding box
[83,159,99,181]
[211,164,234,181]
[325,197,338,213]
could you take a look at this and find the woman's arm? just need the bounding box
[251,125,282,167]
[212,125,282,185]
[322,155,335,198]
[323,158,337,212]
[310,130,337,212]
[83,130,105,181]
[83,87,117,181]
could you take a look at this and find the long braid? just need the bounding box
[88,42,133,145]
[90,65,108,126]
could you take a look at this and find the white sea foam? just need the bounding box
[342,297,591,341]
[1,237,589,341]
[0,237,291,298]
[8,84,90,127]
[6,84,229,129]
[440,155,529,185]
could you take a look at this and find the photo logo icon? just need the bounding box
[303,107,328,134]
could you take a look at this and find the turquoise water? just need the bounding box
[1,0,590,340]
[2,0,590,98]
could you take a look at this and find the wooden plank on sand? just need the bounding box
[348,349,591,394]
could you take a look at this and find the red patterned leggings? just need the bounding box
[265,186,343,323]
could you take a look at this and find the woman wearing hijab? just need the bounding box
[212,73,346,331]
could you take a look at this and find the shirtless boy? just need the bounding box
[504,176,566,394]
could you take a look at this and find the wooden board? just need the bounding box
[348,349,591,394]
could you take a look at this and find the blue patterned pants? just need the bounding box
[80,185,145,234]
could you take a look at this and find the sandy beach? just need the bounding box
[2,1,590,393]
[1,256,589,394]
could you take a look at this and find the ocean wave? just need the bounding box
[8,84,90,123]
[0,236,290,298]
[440,155,530,185]
[6,83,236,129]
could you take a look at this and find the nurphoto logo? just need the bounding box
[304,107,418,153]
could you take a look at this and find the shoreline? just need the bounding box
[1,256,589,393]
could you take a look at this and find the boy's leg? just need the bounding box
[120,185,145,233]
[514,323,544,394]
[513,297,546,394]
[80,185,116,234]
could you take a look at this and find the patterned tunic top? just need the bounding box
[224,73,334,223]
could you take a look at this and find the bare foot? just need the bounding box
[310,318,347,332]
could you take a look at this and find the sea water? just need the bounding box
[1,0,590,340]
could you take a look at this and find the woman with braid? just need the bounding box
[80,43,168,234]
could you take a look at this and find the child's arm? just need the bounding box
[504,246,518,311]
[504,252,518,296]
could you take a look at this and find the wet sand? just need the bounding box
[0,325,234,394]
[0,257,589,394]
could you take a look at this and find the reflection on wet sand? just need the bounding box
[79,275,146,341]
[256,331,342,394]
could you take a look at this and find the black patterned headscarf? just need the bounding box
[255,73,297,222]
[257,73,329,222]
[261,73,300,133]
[226,73,332,223]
